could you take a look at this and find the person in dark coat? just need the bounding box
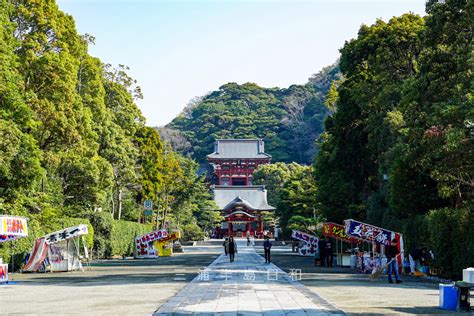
[223,237,229,256]
[386,238,402,284]
[326,239,334,267]
[228,236,237,262]
[318,237,327,266]
[263,236,272,263]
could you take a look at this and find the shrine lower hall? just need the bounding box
[207,139,275,239]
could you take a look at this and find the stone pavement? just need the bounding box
[154,240,344,315]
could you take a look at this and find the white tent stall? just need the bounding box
[23,224,89,273]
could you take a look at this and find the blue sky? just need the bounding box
[57,0,426,126]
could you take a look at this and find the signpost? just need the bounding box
[143,200,153,218]
[144,200,153,211]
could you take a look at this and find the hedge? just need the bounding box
[110,220,153,257]
[426,207,474,279]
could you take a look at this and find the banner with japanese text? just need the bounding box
[0,215,28,243]
[291,230,319,256]
[343,219,395,245]
[322,222,359,243]
[43,224,89,245]
[135,229,168,258]
[344,219,404,268]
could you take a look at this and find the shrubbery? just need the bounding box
[427,207,474,279]
[89,212,114,258]
[181,223,205,241]
[111,220,153,257]
[88,212,153,258]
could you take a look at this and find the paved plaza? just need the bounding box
[0,241,467,315]
[0,245,220,315]
[154,240,343,315]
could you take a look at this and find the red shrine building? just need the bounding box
[207,139,275,238]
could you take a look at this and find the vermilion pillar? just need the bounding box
[258,219,263,238]
[228,222,232,237]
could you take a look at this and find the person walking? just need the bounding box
[223,237,229,256]
[318,237,327,266]
[326,238,334,267]
[228,236,237,262]
[263,236,272,263]
[386,238,402,284]
[247,235,251,247]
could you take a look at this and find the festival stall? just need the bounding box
[0,215,28,283]
[134,229,168,258]
[154,231,180,257]
[291,229,318,256]
[344,219,404,274]
[322,222,360,267]
[23,224,89,273]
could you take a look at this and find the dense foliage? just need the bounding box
[314,1,473,278]
[165,65,341,164]
[253,163,318,236]
[0,0,218,264]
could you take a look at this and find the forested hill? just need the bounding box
[162,64,342,164]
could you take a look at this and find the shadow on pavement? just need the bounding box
[15,250,220,287]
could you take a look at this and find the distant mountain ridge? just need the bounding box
[160,62,342,164]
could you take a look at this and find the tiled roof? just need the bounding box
[207,139,271,159]
[213,185,275,211]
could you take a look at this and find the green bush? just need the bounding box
[181,223,205,241]
[110,220,153,257]
[88,212,113,258]
[427,207,474,279]
[88,212,154,258]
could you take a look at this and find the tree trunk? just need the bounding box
[118,189,122,220]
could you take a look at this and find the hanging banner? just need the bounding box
[291,230,319,256]
[44,224,89,245]
[344,219,404,271]
[0,215,28,243]
[322,222,359,243]
[344,219,397,245]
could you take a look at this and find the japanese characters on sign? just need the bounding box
[291,230,319,256]
[156,231,180,244]
[44,224,89,245]
[322,222,359,243]
[135,229,168,258]
[344,219,394,245]
[0,215,28,243]
[291,230,318,244]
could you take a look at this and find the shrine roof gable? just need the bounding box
[213,185,275,211]
[207,139,271,159]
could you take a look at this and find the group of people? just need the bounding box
[318,236,403,284]
[223,235,273,263]
[316,236,334,267]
